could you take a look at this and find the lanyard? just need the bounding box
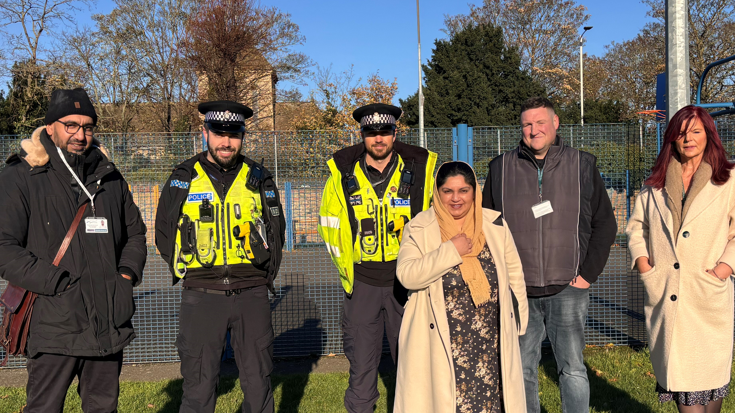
[537,167,544,199]
[56,147,96,216]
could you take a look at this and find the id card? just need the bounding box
[85,217,109,233]
[531,201,553,219]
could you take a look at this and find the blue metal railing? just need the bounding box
[695,55,735,117]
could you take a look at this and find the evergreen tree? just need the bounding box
[5,61,49,135]
[0,91,13,135]
[401,23,545,127]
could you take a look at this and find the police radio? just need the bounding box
[246,159,265,191]
[397,161,415,199]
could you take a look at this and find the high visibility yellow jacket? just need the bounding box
[318,141,437,293]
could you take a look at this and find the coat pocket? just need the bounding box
[36,281,89,334]
[639,265,658,281]
[113,275,136,328]
[698,269,729,288]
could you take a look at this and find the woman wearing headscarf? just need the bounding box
[627,106,735,413]
[394,161,528,413]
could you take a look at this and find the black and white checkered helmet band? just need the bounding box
[205,111,246,123]
[360,113,396,127]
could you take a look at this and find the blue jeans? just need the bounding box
[520,285,590,413]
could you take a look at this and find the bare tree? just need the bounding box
[580,0,735,120]
[0,0,91,63]
[0,0,91,131]
[182,0,310,130]
[642,0,735,105]
[87,0,199,132]
[58,27,144,132]
[596,28,664,120]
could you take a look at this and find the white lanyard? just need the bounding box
[56,147,97,216]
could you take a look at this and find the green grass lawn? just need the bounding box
[1,346,733,412]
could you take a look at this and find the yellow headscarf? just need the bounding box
[432,162,490,307]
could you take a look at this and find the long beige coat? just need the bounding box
[394,208,528,413]
[626,173,735,391]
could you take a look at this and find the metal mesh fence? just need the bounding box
[0,122,728,368]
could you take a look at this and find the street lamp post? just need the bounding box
[417,0,424,148]
[579,26,592,126]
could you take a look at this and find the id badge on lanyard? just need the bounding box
[85,217,108,233]
[56,147,108,234]
[531,201,553,219]
[531,167,553,219]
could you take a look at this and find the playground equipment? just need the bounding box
[695,54,735,117]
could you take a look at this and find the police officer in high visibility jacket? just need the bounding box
[155,101,285,413]
[318,103,437,413]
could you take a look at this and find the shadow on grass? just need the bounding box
[539,352,654,413]
[271,374,311,413]
[270,318,325,412]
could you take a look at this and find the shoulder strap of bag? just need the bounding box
[53,204,87,266]
[0,203,87,366]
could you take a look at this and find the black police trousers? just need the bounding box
[176,285,274,413]
[25,351,124,413]
[342,279,404,413]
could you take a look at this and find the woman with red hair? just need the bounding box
[627,105,735,413]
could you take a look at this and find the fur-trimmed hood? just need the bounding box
[20,126,110,167]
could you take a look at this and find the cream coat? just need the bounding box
[626,172,735,391]
[394,208,528,413]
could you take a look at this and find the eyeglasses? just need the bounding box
[55,120,97,136]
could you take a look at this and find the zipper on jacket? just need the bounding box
[537,165,544,287]
[221,203,227,266]
[221,182,228,267]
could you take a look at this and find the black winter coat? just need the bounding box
[0,128,147,357]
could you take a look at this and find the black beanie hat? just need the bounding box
[44,88,98,125]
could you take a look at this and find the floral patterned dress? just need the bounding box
[443,243,503,413]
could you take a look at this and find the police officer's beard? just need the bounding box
[208,143,240,169]
[365,141,393,161]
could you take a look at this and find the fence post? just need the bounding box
[456,124,469,163]
[273,132,279,188]
[570,127,574,147]
[284,181,293,251]
[626,170,631,219]
[467,127,474,167]
[452,127,458,161]
[497,128,501,155]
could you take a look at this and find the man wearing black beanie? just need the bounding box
[0,88,147,412]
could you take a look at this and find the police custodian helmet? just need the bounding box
[352,103,402,131]
[198,100,253,134]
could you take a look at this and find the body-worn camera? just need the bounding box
[199,199,214,223]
